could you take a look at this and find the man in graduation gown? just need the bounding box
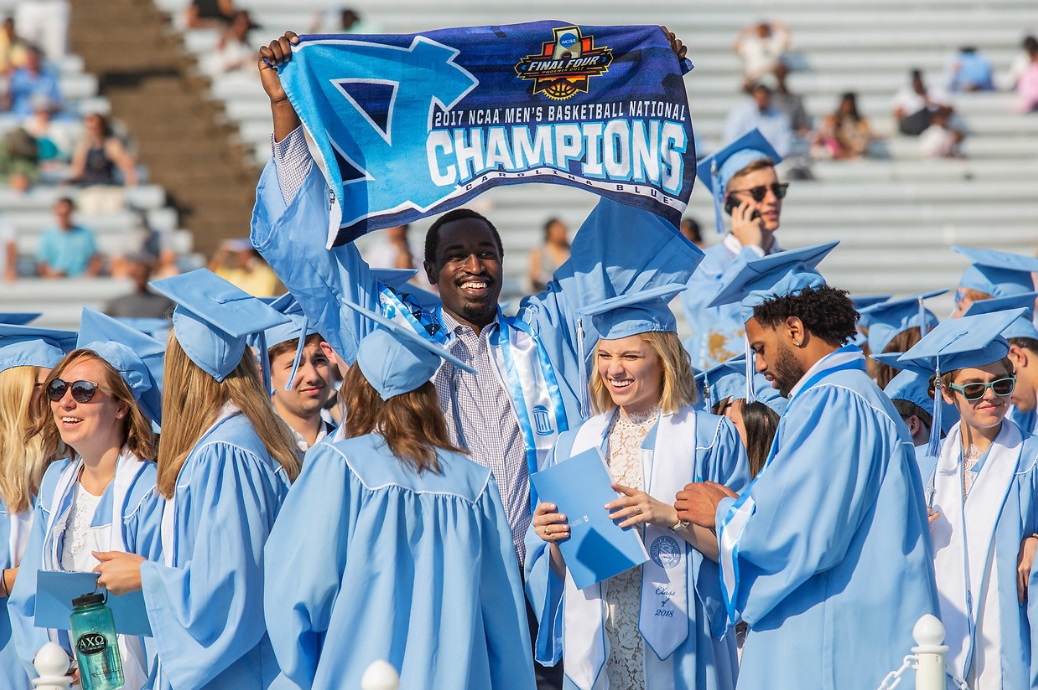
[674,242,939,690]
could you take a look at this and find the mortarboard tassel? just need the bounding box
[257,331,273,400]
[284,318,308,391]
[711,160,726,237]
[918,297,929,339]
[744,338,757,404]
[927,357,943,458]
[577,317,590,418]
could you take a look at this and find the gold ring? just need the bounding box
[544,526,551,536]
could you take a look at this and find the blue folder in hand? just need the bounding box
[531,448,649,590]
[34,571,153,637]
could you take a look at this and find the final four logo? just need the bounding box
[514,26,613,101]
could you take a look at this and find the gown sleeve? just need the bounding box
[138,444,284,690]
[7,493,51,677]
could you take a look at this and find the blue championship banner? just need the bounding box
[278,22,696,246]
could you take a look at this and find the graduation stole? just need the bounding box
[562,407,694,690]
[930,421,1021,684]
[45,450,147,569]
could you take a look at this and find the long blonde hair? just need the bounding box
[157,334,301,499]
[588,330,698,415]
[0,366,59,512]
[32,350,157,467]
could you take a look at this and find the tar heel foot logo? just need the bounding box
[76,632,108,656]
[650,535,681,569]
[515,26,613,100]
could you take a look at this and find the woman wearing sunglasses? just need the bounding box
[895,308,1038,689]
[90,269,300,690]
[0,323,76,689]
[9,309,165,689]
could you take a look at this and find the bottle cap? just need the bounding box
[71,592,105,609]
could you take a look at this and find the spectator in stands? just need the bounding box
[309,7,377,35]
[104,253,175,319]
[1013,38,1038,112]
[1006,35,1037,90]
[723,82,794,158]
[36,197,101,278]
[208,238,278,297]
[813,92,874,160]
[185,0,236,29]
[945,46,996,92]
[679,217,705,250]
[0,125,39,190]
[892,69,954,136]
[23,94,72,182]
[770,63,811,139]
[525,217,570,294]
[68,112,137,187]
[919,107,966,158]
[1,213,15,281]
[211,10,258,75]
[3,45,61,118]
[0,16,28,74]
[733,20,791,91]
[14,0,68,61]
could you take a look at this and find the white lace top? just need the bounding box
[59,483,104,573]
[602,407,659,690]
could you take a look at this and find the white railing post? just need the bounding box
[912,614,949,690]
[31,642,72,689]
[361,660,400,690]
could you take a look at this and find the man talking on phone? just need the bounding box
[681,129,788,370]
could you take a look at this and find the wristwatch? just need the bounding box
[669,519,689,532]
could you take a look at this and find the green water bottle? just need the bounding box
[69,592,124,690]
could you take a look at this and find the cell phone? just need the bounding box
[724,195,760,220]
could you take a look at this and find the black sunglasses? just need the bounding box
[729,182,789,202]
[947,377,1015,401]
[47,379,106,404]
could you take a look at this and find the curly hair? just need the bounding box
[751,285,859,347]
[424,208,504,267]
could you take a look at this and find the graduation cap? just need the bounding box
[896,308,1026,456]
[339,296,475,400]
[708,241,838,323]
[113,317,171,342]
[253,292,324,393]
[953,246,1038,299]
[697,129,783,235]
[77,308,165,427]
[961,291,1038,341]
[880,365,959,435]
[149,269,291,387]
[0,312,42,326]
[857,290,946,355]
[0,324,77,375]
[851,295,893,313]
[695,354,787,415]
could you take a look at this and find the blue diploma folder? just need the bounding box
[531,448,649,590]
[34,570,153,637]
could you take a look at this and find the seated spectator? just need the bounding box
[723,82,794,158]
[67,112,137,186]
[185,0,236,29]
[525,217,570,294]
[208,237,278,297]
[210,10,258,75]
[1006,35,1038,90]
[104,253,175,319]
[813,92,873,160]
[944,46,995,92]
[0,125,39,190]
[0,16,29,74]
[36,197,101,278]
[3,45,61,118]
[109,209,180,281]
[1,212,15,281]
[23,93,73,182]
[770,64,811,139]
[919,107,966,158]
[892,69,954,136]
[733,20,791,90]
[1014,39,1038,112]
[679,217,705,250]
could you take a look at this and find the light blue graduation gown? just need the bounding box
[9,453,162,682]
[251,158,704,474]
[0,502,32,689]
[263,433,535,690]
[139,412,291,690]
[1010,404,1038,437]
[526,407,748,690]
[714,346,939,690]
[926,422,1038,689]
[680,240,764,371]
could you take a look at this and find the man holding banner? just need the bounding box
[251,26,704,689]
